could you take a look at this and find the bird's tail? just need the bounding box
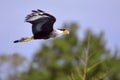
[13,36,34,43]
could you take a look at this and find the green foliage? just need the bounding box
[19,22,120,80]
[0,53,26,80]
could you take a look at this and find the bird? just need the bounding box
[14,9,69,43]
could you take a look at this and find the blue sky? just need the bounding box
[0,0,120,59]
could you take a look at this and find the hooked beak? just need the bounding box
[63,30,69,34]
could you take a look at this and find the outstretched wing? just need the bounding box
[25,9,56,35]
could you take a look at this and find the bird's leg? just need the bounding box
[13,36,34,43]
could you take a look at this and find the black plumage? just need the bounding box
[26,9,56,39]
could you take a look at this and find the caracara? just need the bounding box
[14,9,69,43]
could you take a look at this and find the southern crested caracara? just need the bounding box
[14,9,69,43]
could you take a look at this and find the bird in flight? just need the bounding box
[14,9,69,43]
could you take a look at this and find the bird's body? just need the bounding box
[14,9,69,43]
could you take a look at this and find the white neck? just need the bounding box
[50,29,64,38]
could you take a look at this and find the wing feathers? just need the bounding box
[25,10,45,22]
[25,9,46,22]
[25,9,56,23]
[25,9,56,39]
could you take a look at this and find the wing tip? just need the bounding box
[25,9,45,22]
[25,9,56,23]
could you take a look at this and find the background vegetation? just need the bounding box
[0,22,120,80]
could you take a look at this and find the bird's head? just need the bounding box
[51,29,69,38]
[58,29,69,34]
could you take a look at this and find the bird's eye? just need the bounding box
[58,29,66,31]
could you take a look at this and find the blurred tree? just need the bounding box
[20,22,120,80]
[69,29,120,80]
[0,53,26,80]
[0,54,9,79]
[7,53,26,80]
